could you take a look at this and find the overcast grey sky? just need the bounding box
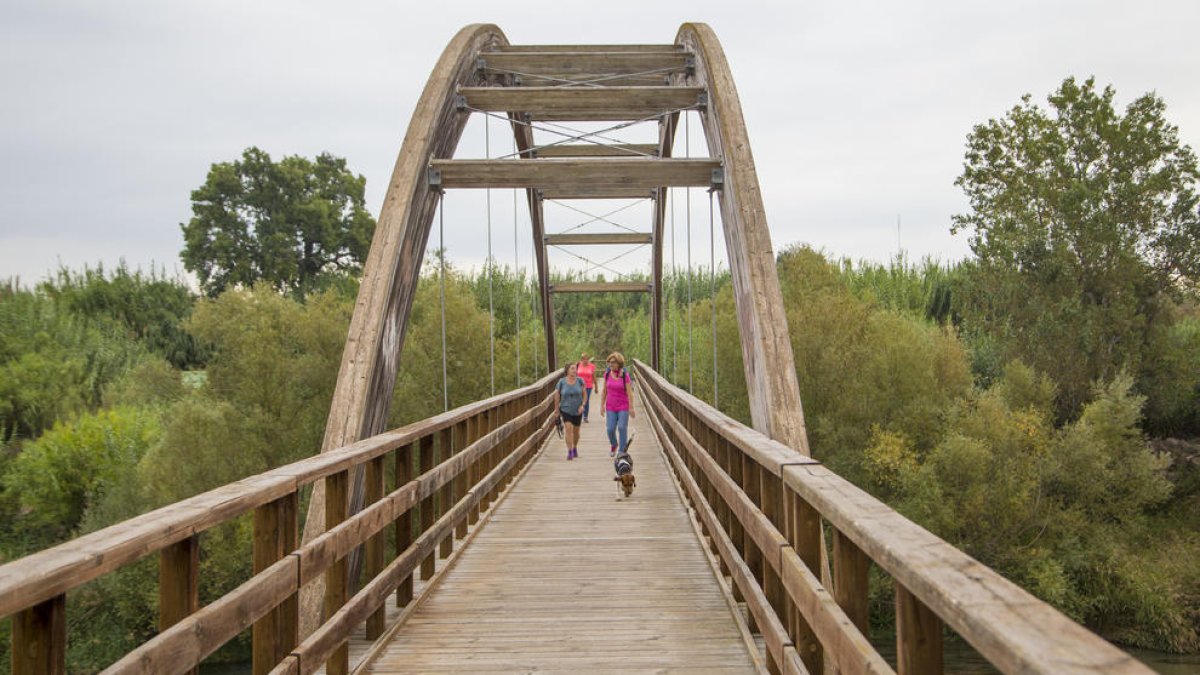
[3,0,1198,285]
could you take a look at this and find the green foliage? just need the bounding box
[181,147,376,298]
[776,246,974,478]
[0,406,159,559]
[953,76,1200,419]
[143,286,353,503]
[838,253,962,324]
[38,263,207,369]
[0,286,148,443]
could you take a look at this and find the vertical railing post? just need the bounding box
[160,534,199,675]
[12,594,66,675]
[438,426,454,559]
[365,455,386,639]
[395,441,414,607]
[456,416,475,539]
[253,493,298,675]
[832,529,870,635]
[785,489,823,674]
[419,434,436,580]
[896,583,943,675]
[323,470,350,675]
[469,409,490,526]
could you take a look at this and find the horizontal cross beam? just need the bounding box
[550,282,651,293]
[545,232,653,245]
[429,158,719,190]
[494,45,680,53]
[542,187,655,200]
[460,87,703,121]
[535,143,659,158]
[480,52,689,77]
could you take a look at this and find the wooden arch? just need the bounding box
[301,21,811,631]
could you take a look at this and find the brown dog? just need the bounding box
[613,450,635,498]
[615,472,637,498]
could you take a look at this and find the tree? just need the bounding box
[952,77,1200,417]
[181,147,376,297]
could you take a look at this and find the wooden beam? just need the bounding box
[550,282,650,293]
[651,111,679,370]
[160,535,200,675]
[679,23,811,454]
[545,232,652,246]
[431,158,719,190]
[12,595,65,675]
[461,86,703,121]
[534,143,658,158]
[300,23,508,637]
[510,112,556,372]
[480,52,689,77]
[494,44,680,53]
[541,186,655,200]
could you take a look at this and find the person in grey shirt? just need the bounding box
[555,363,586,460]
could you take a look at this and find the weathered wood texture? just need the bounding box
[301,22,511,637]
[462,86,703,121]
[508,115,556,371]
[640,356,1154,675]
[496,44,680,52]
[479,51,689,75]
[675,23,811,455]
[534,143,658,157]
[359,396,760,674]
[651,111,679,370]
[431,158,720,190]
[549,282,650,293]
[540,186,655,200]
[544,232,652,245]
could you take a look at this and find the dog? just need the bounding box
[613,448,636,498]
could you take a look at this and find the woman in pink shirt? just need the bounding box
[576,352,596,423]
[599,351,635,457]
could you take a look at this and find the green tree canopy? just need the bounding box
[181,147,376,298]
[952,76,1200,416]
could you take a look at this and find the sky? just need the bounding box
[2,0,1199,286]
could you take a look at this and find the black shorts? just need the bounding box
[560,411,582,427]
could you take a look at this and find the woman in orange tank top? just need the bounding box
[576,352,596,423]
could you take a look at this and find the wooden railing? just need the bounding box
[0,373,558,675]
[633,359,1152,675]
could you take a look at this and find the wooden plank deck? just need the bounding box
[353,398,763,674]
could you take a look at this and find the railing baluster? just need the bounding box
[13,594,66,675]
[419,434,436,580]
[323,469,350,675]
[160,534,199,675]
[832,529,870,635]
[785,488,823,674]
[897,582,943,674]
[253,493,298,674]
[439,427,454,559]
[395,440,414,606]
[457,415,475,539]
[364,456,387,639]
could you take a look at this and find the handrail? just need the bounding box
[2,372,557,675]
[634,359,1152,675]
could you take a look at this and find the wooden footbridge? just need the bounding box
[2,24,1154,675]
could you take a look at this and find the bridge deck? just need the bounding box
[354,398,762,674]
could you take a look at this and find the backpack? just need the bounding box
[603,367,631,387]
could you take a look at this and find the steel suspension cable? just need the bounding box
[685,111,693,392]
[671,184,678,382]
[438,191,449,412]
[514,135,521,387]
[710,188,718,408]
[485,113,495,396]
